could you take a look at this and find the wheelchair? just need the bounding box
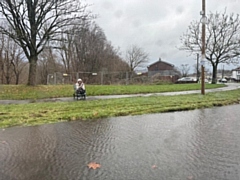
[73,85,86,100]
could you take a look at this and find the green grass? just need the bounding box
[0,83,225,100]
[1,83,239,129]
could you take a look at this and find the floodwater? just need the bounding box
[0,104,240,180]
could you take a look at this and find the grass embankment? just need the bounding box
[1,83,240,128]
[0,83,225,100]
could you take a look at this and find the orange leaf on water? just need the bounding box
[151,165,157,169]
[1,141,7,144]
[187,175,194,180]
[87,162,101,170]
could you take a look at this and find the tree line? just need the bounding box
[2,1,239,85]
[0,22,131,85]
[0,0,131,85]
[0,0,149,85]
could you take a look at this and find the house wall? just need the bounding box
[232,70,240,80]
[232,71,237,79]
[148,70,178,77]
[156,75,179,82]
[147,60,180,82]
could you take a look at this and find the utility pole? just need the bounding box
[222,65,224,79]
[197,53,199,82]
[201,0,206,95]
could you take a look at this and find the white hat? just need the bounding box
[77,78,82,82]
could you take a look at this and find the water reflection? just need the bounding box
[1,105,240,180]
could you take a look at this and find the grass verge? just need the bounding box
[0,83,225,100]
[0,88,239,128]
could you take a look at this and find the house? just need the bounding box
[147,58,180,82]
[231,67,240,81]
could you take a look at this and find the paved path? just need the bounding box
[1,83,240,105]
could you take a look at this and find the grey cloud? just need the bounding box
[176,6,184,14]
[114,10,123,19]
[101,1,114,10]
[88,0,240,71]
[156,40,163,47]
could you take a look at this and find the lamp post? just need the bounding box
[200,0,206,95]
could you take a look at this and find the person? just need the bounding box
[75,78,86,94]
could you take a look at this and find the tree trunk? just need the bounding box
[15,73,19,85]
[211,64,218,84]
[28,56,37,86]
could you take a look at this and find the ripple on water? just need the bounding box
[0,105,240,180]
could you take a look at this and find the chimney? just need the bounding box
[159,58,161,61]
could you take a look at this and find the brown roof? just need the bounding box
[148,59,174,68]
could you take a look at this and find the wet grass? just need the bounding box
[0,83,225,100]
[0,87,240,128]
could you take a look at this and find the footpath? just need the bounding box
[0,83,240,105]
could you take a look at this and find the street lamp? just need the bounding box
[200,0,206,95]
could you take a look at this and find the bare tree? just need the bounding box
[1,44,14,84]
[0,34,5,84]
[57,28,77,74]
[38,47,62,84]
[0,0,92,85]
[12,48,27,84]
[102,43,128,72]
[57,22,129,84]
[0,33,26,84]
[125,45,148,74]
[77,23,106,74]
[8,40,26,85]
[179,64,190,77]
[57,22,104,76]
[180,10,240,83]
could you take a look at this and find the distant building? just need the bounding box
[231,67,240,81]
[147,58,180,82]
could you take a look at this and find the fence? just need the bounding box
[47,71,179,85]
[47,71,153,85]
[47,72,72,85]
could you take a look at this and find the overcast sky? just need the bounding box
[86,0,240,72]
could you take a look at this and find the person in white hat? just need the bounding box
[75,78,85,94]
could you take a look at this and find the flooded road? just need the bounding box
[0,104,240,180]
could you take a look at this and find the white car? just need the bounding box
[177,77,195,82]
[219,78,227,83]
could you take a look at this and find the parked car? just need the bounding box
[176,77,197,83]
[219,78,227,83]
[177,77,195,82]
